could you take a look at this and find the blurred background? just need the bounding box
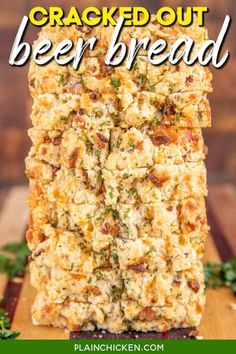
[0,0,235,188]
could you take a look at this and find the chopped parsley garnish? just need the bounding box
[176,112,184,121]
[149,85,156,92]
[122,173,132,179]
[128,142,136,149]
[85,139,93,153]
[111,252,118,262]
[111,285,123,299]
[197,113,203,122]
[111,113,120,126]
[139,74,147,87]
[60,74,66,86]
[0,241,29,278]
[106,208,119,220]
[111,77,121,88]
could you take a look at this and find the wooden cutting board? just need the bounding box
[0,184,236,339]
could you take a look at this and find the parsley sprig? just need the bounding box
[0,241,29,278]
[0,309,19,340]
[204,256,236,294]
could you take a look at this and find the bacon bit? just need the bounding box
[111,224,120,236]
[203,145,208,155]
[43,135,51,143]
[127,265,146,272]
[89,91,101,101]
[96,132,109,143]
[161,331,169,339]
[186,75,194,84]
[139,308,156,321]
[72,325,81,332]
[190,93,197,100]
[148,173,162,187]
[53,135,62,145]
[101,222,112,234]
[187,279,200,293]
[136,140,144,150]
[167,205,173,212]
[151,135,170,146]
[92,286,101,296]
[196,215,205,224]
[68,148,79,168]
[28,254,33,262]
[44,304,56,314]
[188,330,200,338]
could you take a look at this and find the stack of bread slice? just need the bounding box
[26,16,212,333]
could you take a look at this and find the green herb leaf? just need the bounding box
[0,241,29,278]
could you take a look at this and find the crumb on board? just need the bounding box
[229,302,236,310]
